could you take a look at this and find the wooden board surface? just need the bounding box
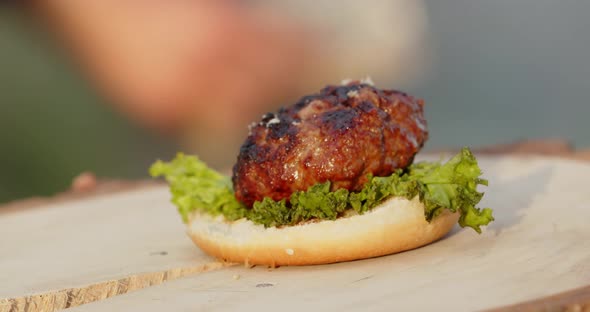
[0,186,230,312]
[62,155,590,312]
[2,152,590,311]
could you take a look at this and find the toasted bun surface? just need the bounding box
[187,197,459,266]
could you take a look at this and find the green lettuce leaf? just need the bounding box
[149,153,248,223]
[405,148,494,233]
[149,148,494,232]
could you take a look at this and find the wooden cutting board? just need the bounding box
[0,186,231,312]
[1,146,590,311]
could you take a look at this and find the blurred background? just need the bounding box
[1,0,589,204]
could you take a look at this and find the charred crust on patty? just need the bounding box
[232,81,429,207]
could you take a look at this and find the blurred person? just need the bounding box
[29,0,431,168]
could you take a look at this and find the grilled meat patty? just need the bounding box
[232,81,428,208]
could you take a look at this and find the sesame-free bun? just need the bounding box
[187,196,459,266]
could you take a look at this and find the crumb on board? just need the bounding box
[244,259,255,269]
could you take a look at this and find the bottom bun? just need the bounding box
[187,196,459,266]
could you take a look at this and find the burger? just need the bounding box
[150,79,494,266]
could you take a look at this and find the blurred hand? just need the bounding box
[37,1,311,136]
[33,0,431,168]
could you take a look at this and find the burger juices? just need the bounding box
[150,80,494,265]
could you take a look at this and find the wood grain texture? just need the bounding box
[0,187,232,312]
[0,180,161,215]
[49,154,590,312]
[489,285,590,312]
